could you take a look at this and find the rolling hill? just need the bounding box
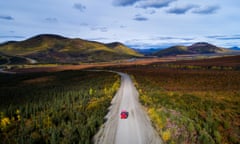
[0,34,142,64]
[154,42,229,57]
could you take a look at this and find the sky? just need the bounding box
[0,0,240,49]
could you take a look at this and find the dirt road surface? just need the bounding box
[94,72,162,144]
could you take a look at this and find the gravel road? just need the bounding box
[94,72,162,144]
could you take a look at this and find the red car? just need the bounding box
[120,110,129,119]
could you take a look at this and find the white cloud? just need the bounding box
[192,5,220,14]
[112,0,140,6]
[136,0,176,9]
[0,0,239,48]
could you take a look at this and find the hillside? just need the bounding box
[0,52,29,65]
[154,42,229,57]
[0,34,142,64]
[105,42,141,57]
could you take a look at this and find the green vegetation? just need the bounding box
[0,34,142,64]
[105,42,141,56]
[0,70,120,143]
[124,66,240,144]
[0,53,29,65]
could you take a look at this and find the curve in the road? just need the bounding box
[94,72,162,144]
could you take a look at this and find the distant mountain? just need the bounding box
[153,46,191,57]
[153,42,229,57]
[133,48,163,55]
[0,34,142,64]
[188,42,227,53]
[230,46,240,51]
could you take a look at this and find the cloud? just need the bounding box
[0,15,14,20]
[0,35,25,38]
[73,3,86,12]
[151,36,194,41]
[125,36,196,49]
[87,37,109,41]
[218,37,240,40]
[133,14,148,21]
[167,5,198,14]
[152,36,176,40]
[91,27,108,32]
[206,35,225,39]
[126,42,193,49]
[192,5,220,14]
[44,17,58,23]
[112,0,140,6]
[120,25,127,28]
[207,35,240,40]
[80,23,89,26]
[137,0,176,9]
[145,9,156,15]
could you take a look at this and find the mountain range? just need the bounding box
[0,34,142,64]
[0,34,238,64]
[153,42,230,57]
[230,46,240,51]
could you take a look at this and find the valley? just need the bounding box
[0,34,240,144]
[1,54,239,144]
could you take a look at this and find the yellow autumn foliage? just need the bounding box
[1,117,11,130]
[43,116,52,128]
[86,97,105,110]
[141,94,152,105]
[162,130,171,142]
[16,109,20,114]
[16,109,21,121]
[148,108,164,129]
